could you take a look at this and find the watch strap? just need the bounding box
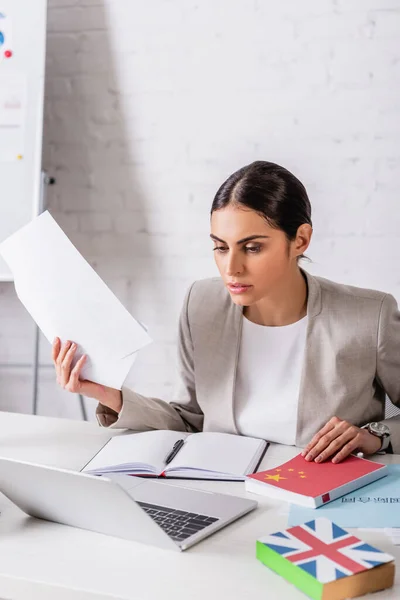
[380,433,391,452]
[361,422,391,452]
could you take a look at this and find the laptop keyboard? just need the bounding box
[137,501,219,543]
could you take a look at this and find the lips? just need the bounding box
[227,283,252,294]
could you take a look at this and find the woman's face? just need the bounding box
[210,205,310,306]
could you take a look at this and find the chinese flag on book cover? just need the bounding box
[245,454,387,508]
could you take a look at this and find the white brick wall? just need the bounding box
[1,0,400,420]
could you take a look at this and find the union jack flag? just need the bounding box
[258,518,393,584]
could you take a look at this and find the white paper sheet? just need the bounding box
[0,211,152,389]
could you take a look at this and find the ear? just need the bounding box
[293,224,312,257]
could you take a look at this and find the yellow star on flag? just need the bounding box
[300,475,306,478]
[265,473,287,482]
[276,468,281,472]
[298,471,305,474]
[288,468,294,472]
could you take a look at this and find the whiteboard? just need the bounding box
[0,0,47,281]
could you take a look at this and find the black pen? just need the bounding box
[165,439,185,465]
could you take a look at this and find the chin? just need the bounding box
[228,291,256,306]
[230,297,247,306]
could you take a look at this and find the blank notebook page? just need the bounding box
[169,431,265,475]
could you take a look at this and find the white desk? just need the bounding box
[0,411,399,600]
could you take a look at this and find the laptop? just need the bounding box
[0,457,257,551]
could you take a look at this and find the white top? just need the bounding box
[235,314,308,445]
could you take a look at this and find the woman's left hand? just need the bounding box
[301,416,382,463]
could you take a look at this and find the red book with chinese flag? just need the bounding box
[245,453,388,508]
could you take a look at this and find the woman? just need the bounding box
[52,161,400,463]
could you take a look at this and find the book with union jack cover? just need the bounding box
[245,453,387,507]
[257,518,395,599]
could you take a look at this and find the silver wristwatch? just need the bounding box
[361,422,391,452]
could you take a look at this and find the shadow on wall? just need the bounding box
[37,0,160,418]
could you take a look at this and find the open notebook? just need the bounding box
[82,430,268,481]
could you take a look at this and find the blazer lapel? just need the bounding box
[228,303,243,434]
[295,270,323,446]
[200,296,242,434]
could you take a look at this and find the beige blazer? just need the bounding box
[97,269,400,453]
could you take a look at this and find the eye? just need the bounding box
[213,246,228,253]
[244,244,261,253]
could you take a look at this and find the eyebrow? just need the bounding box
[210,234,270,245]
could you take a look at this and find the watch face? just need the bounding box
[370,422,390,436]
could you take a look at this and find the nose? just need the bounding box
[226,251,244,276]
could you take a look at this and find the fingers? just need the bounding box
[60,342,77,387]
[53,338,72,372]
[302,416,363,464]
[56,340,72,371]
[66,355,87,393]
[52,338,90,396]
[312,426,359,463]
[53,339,83,390]
[301,416,339,458]
[331,436,361,463]
[52,337,60,363]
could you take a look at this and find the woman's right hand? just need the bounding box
[52,338,122,414]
